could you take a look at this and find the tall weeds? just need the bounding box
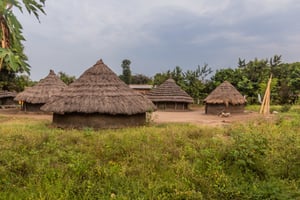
[0,114,299,199]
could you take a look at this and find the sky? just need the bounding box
[16,0,300,81]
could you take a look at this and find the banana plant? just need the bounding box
[0,0,45,73]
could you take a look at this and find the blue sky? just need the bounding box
[16,0,300,81]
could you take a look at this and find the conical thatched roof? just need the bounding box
[14,70,67,104]
[0,90,17,98]
[41,59,156,115]
[204,81,246,105]
[146,78,194,103]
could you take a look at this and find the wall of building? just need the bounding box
[155,102,190,111]
[0,97,17,105]
[22,103,44,112]
[205,103,245,115]
[52,112,147,129]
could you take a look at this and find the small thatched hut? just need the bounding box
[146,78,193,111]
[14,70,67,112]
[41,59,156,129]
[204,81,246,114]
[0,91,17,107]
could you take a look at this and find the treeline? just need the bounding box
[2,55,300,105]
[119,55,300,105]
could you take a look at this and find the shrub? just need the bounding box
[280,104,292,113]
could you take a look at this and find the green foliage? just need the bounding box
[0,0,46,73]
[131,73,152,84]
[120,59,132,84]
[183,64,212,102]
[153,71,170,86]
[280,104,292,113]
[0,47,28,72]
[0,113,299,199]
[0,68,35,91]
[58,71,76,85]
[211,68,237,86]
[153,64,213,103]
[209,55,300,105]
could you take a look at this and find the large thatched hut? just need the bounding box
[41,59,156,129]
[14,70,67,112]
[146,78,193,111]
[204,81,246,114]
[0,91,17,107]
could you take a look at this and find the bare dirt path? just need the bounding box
[0,107,267,127]
[152,108,263,126]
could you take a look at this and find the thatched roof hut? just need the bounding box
[204,81,246,114]
[0,90,17,107]
[14,70,67,112]
[146,78,193,111]
[41,59,156,129]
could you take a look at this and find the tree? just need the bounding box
[14,74,36,92]
[0,0,46,73]
[131,74,152,84]
[287,63,300,103]
[270,54,282,68]
[153,67,184,87]
[119,59,132,84]
[238,58,246,68]
[183,64,213,103]
[153,71,170,86]
[58,71,76,85]
[0,69,35,92]
[0,67,17,90]
[211,68,237,86]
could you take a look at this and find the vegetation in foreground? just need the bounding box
[0,112,299,199]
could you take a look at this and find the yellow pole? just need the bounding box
[260,75,272,115]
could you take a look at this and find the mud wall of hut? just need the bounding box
[155,102,189,111]
[22,103,44,112]
[0,97,17,105]
[53,112,147,129]
[205,103,245,115]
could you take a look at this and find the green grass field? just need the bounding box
[0,109,299,199]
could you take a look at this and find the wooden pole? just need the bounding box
[260,75,272,115]
[259,90,267,114]
[264,84,270,114]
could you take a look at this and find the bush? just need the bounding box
[0,115,299,199]
[280,104,292,112]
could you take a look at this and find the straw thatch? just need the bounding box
[41,59,156,129]
[0,90,17,98]
[129,84,153,94]
[146,78,193,110]
[0,90,17,106]
[14,70,67,111]
[204,81,246,114]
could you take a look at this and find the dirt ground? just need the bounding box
[0,107,270,127]
[152,108,266,126]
